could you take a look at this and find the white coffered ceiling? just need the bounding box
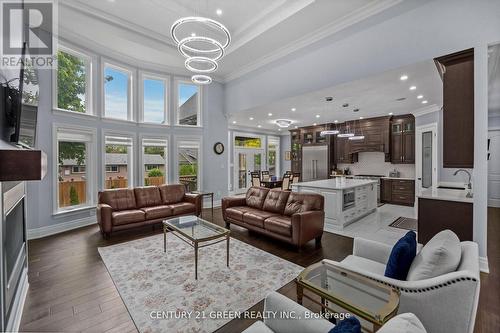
[229,60,443,133]
[59,0,405,81]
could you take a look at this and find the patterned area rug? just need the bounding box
[389,216,417,231]
[98,233,303,333]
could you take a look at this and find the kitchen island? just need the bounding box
[291,178,378,231]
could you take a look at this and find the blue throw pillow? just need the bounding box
[384,231,417,280]
[328,317,361,333]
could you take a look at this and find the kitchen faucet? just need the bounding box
[453,169,473,198]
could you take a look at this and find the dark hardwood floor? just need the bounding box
[20,207,500,332]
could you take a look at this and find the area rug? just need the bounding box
[389,216,417,231]
[98,233,303,333]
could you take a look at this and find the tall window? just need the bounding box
[142,138,168,186]
[142,74,168,124]
[267,137,280,176]
[177,139,201,191]
[56,128,95,212]
[104,64,132,120]
[177,81,200,126]
[56,48,91,113]
[104,135,133,189]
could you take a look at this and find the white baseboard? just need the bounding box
[5,267,28,332]
[27,216,97,240]
[479,256,489,274]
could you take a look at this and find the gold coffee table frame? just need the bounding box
[296,261,400,332]
[163,216,230,280]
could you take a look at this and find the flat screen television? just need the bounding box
[0,43,39,149]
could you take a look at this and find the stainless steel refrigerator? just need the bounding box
[302,145,328,181]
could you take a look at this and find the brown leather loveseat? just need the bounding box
[222,187,324,249]
[97,184,202,238]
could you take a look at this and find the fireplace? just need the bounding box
[1,181,28,330]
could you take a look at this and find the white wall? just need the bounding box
[280,134,291,173]
[224,0,500,261]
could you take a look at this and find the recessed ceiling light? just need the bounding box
[417,95,423,99]
[232,120,236,124]
[294,126,298,129]
[278,128,281,131]
[268,113,273,116]
[400,75,408,81]
[313,123,317,126]
[315,115,320,118]
[388,112,394,115]
[249,117,254,120]
[325,97,333,102]
[216,8,222,16]
[257,125,262,128]
[334,120,338,123]
[409,86,417,90]
[291,108,296,112]
[422,100,428,104]
[342,103,349,108]
[353,108,360,112]
[359,116,364,119]
[191,32,196,37]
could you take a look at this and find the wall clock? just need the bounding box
[213,142,224,155]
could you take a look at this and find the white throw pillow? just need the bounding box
[407,229,461,281]
[378,313,427,333]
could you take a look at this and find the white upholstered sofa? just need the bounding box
[243,292,427,333]
[324,236,480,333]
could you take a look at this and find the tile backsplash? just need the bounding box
[337,152,415,178]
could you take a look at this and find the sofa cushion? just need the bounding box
[99,189,137,210]
[284,192,324,216]
[226,206,256,221]
[169,202,196,215]
[246,187,270,210]
[262,189,290,214]
[384,231,417,280]
[243,210,279,228]
[112,209,145,226]
[134,187,162,208]
[377,313,427,333]
[264,215,292,236]
[141,205,173,220]
[159,184,185,204]
[407,229,461,281]
[341,255,386,276]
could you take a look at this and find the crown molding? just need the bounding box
[222,0,404,82]
[411,104,442,117]
[228,124,281,135]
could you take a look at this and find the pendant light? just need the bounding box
[349,119,365,140]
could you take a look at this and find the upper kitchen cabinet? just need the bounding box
[435,48,474,168]
[391,115,415,164]
[301,124,330,145]
[349,116,391,161]
[335,136,358,164]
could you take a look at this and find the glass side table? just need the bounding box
[190,191,214,220]
[296,260,400,332]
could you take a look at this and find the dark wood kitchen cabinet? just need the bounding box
[381,178,415,206]
[435,48,474,168]
[391,115,415,164]
[335,137,358,164]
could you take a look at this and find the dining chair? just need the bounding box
[261,171,270,181]
[291,173,301,184]
[281,174,291,191]
[251,174,262,187]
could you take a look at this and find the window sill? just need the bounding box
[101,117,138,125]
[53,205,96,217]
[53,109,98,119]
[173,124,203,129]
[139,122,170,128]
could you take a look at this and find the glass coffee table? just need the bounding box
[163,215,230,280]
[296,260,400,332]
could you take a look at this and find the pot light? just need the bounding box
[278,128,281,131]
[400,75,408,81]
[359,116,364,119]
[313,123,317,126]
[232,120,236,124]
[422,100,428,104]
[191,32,196,37]
[291,108,296,112]
[249,117,254,120]
[388,112,393,115]
[257,125,262,128]
[417,95,423,99]
[315,115,320,118]
[216,9,222,16]
[268,113,273,116]
[334,120,338,123]
[294,126,298,129]
[409,86,417,90]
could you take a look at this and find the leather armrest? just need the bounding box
[291,211,325,246]
[221,196,247,220]
[97,203,113,233]
[184,193,202,216]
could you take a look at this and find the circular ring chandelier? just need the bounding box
[171,16,231,85]
[185,57,218,73]
[191,74,212,85]
[178,36,224,61]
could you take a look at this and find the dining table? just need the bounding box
[260,178,283,189]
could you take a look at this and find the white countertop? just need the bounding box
[417,187,473,203]
[292,178,378,190]
[382,177,415,180]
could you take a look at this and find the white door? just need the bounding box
[488,130,500,207]
[234,149,263,194]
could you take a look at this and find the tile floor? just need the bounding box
[325,204,417,245]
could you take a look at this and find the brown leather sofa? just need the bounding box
[97,184,202,238]
[222,187,325,248]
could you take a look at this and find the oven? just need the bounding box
[343,190,356,211]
